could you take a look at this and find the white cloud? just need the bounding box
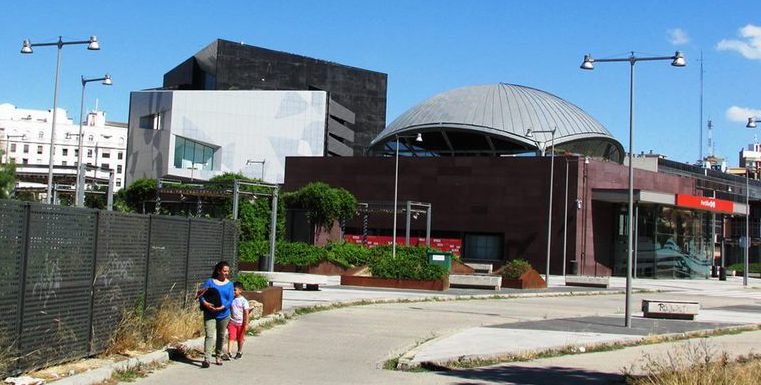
[667,28,690,45]
[726,106,761,122]
[716,24,761,60]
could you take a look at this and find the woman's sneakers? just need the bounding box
[221,353,231,361]
[201,360,210,368]
[234,352,243,359]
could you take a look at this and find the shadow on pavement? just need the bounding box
[434,365,626,385]
[167,348,204,368]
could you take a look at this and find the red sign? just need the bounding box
[675,194,734,213]
[343,235,462,256]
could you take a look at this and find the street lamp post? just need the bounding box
[392,133,423,259]
[21,35,101,204]
[3,134,26,163]
[76,74,112,207]
[581,51,685,328]
[742,117,760,286]
[527,128,556,282]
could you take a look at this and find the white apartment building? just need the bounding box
[740,142,761,179]
[0,103,128,191]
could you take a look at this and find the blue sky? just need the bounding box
[1,1,760,165]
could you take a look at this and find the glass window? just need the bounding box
[463,233,503,260]
[116,165,122,173]
[74,149,79,157]
[116,178,122,187]
[173,135,215,171]
[38,131,44,139]
[37,145,43,155]
[102,152,110,159]
[117,152,123,160]
[23,144,29,153]
[88,135,94,142]
[87,149,93,158]
[22,158,28,164]
[10,143,15,152]
[62,160,67,166]
[61,148,67,156]
[102,163,110,170]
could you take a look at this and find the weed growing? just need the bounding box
[625,340,761,385]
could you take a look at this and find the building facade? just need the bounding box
[162,39,387,155]
[126,90,351,184]
[0,103,128,192]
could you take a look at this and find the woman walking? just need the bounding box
[198,261,234,368]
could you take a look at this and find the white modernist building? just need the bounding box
[127,90,354,185]
[0,103,128,191]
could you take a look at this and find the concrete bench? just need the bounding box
[244,271,328,291]
[565,275,610,288]
[465,263,494,274]
[642,299,700,320]
[449,274,502,290]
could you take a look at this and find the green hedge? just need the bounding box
[239,240,375,269]
[368,245,448,281]
[727,262,761,274]
[236,273,270,291]
[325,241,373,268]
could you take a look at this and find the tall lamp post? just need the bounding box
[581,51,685,327]
[742,117,761,286]
[76,74,112,207]
[21,35,101,204]
[527,128,556,282]
[392,133,423,259]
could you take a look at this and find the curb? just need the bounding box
[395,324,761,370]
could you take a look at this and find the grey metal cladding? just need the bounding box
[372,83,616,148]
[146,216,189,305]
[0,201,24,347]
[91,212,149,353]
[21,204,96,369]
[187,219,223,292]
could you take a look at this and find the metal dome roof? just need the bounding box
[370,83,623,162]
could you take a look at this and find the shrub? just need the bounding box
[237,273,270,291]
[500,259,533,280]
[325,241,373,268]
[239,240,269,262]
[368,245,448,280]
[275,242,325,266]
[727,262,761,274]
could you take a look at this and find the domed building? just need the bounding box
[369,83,624,162]
[285,83,747,279]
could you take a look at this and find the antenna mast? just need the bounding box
[699,51,704,164]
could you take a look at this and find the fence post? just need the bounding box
[86,209,101,354]
[15,203,32,372]
[143,215,153,312]
[183,218,192,307]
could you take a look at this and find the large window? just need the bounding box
[463,233,503,261]
[174,136,214,171]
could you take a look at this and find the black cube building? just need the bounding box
[162,39,388,155]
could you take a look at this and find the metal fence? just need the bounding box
[0,199,238,376]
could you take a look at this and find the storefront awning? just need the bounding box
[592,189,747,215]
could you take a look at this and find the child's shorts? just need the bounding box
[227,322,245,342]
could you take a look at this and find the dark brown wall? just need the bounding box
[284,156,582,274]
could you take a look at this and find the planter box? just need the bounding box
[243,286,283,316]
[340,275,449,291]
[500,269,547,289]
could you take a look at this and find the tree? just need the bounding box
[283,182,357,243]
[116,178,157,213]
[0,150,16,200]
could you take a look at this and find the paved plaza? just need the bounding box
[106,275,761,385]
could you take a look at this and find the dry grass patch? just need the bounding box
[106,295,203,355]
[626,340,761,385]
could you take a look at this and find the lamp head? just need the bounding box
[671,51,686,67]
[21,39,33,54]
[87,36,100,50]
[580,54,594,70]
[525,129,533,138]
[102,74,112,86]
[747,117,757,129]
[415,133,423,142]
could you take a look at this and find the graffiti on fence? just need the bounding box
[31,253,61,308]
